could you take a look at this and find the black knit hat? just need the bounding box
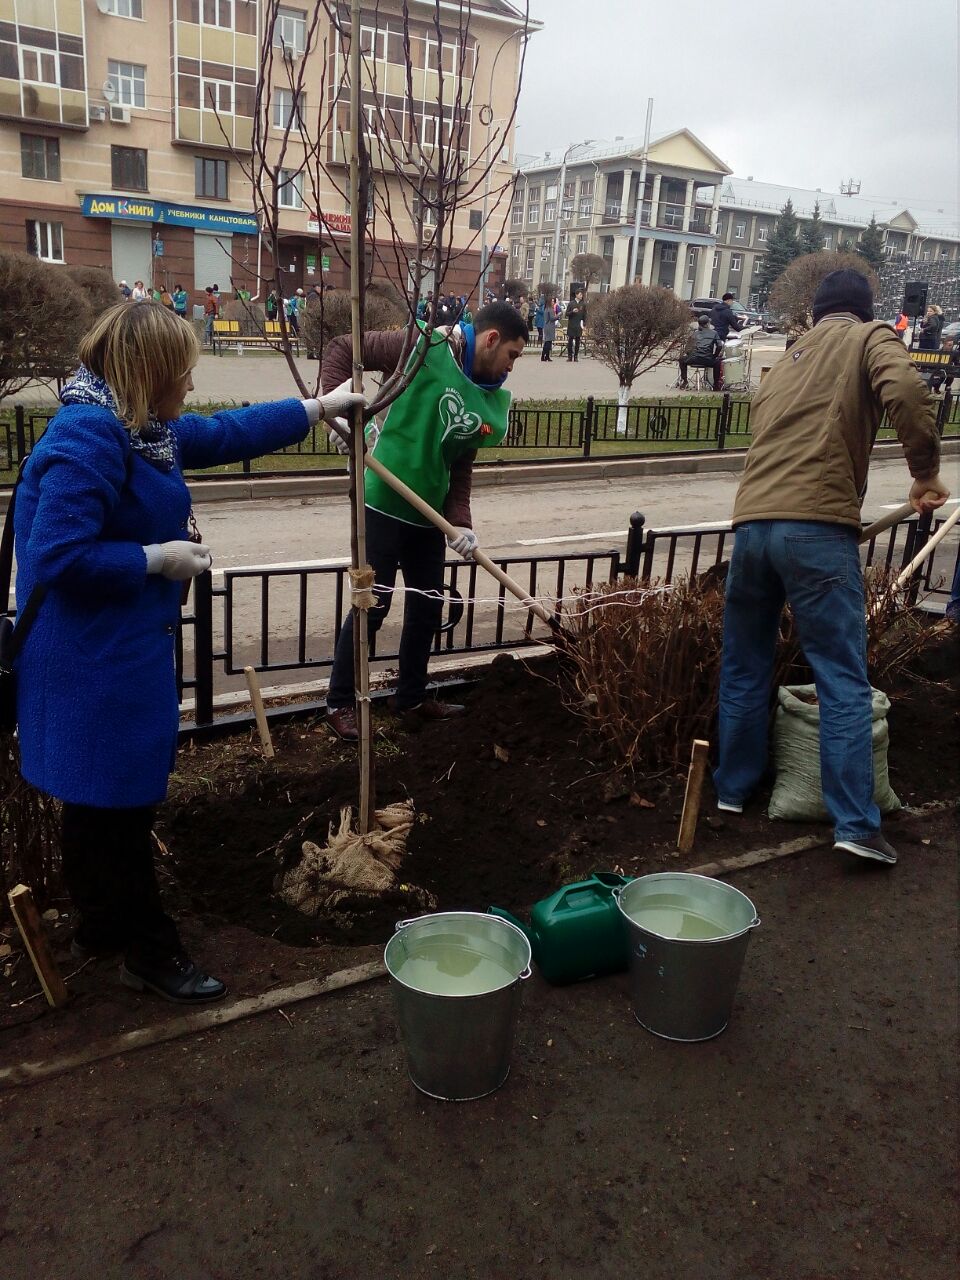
[812,268,874,324]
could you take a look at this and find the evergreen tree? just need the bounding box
[799,200,825,255]
[856,216,886,273]
[757,199,802,303]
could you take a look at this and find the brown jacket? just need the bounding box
[733,314,940,529]
[321,330,476,528]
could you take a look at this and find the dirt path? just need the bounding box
[1,816,956,1280]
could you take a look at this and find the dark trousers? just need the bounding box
[327,507,446,710]
[60,803,183,963]
[679,355,723,388]
[541,340,553,361]
[567,332,582,360]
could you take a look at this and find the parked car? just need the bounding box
[941,320,960,342]
[761,312,784,333]
[688,297,746,329]
[739,309,763,329]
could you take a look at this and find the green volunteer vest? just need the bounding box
[364,331,511,526]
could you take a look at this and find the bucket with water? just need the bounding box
[384,912,532,1100]
[614,873,760,1041]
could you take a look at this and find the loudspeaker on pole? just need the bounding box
[901,281,928,318]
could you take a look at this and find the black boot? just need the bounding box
[121,952,227,1004]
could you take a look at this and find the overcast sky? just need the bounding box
[515,0,959,227]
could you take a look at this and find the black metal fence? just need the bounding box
[4,390,957,479]
[171,506,956,734]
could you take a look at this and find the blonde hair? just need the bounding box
[78,300,200,430]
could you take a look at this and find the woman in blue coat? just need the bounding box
[14,301,365,1003]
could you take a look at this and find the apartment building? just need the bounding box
[0,0,529,305]
[708,178,960,306]
[509,137,960,306]
[507,130,732,300]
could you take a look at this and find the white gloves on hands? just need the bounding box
[446,527,478,560]
[144,541,213,581]
[328,417,380,455]
[317,378,368,423]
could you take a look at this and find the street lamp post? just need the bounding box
[550,139,594,293]
[627,97,654,287]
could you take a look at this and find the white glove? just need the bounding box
[328,417,380,455]
[144,541,213,581]
[317,378,368,423]
[446,527,478,560]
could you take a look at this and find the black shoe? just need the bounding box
[120,953,227,1004]
[326,705,359,742]
[834,832,898,865]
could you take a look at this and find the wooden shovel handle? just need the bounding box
[859,501,914,544]
[893,502,960,590]
[362,452,558,629]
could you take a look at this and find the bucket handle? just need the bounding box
[394,917,417,931]
[750,915,761,930]
[518,964,532,981]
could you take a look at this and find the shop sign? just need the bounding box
[81,195,258,235]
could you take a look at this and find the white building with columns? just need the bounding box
[506,130,732,298]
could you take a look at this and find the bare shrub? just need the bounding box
[769,252,879,336]
[0,252,91,400]
[300,286,405,354]
[569,252,607,291]
[64,265,121,318]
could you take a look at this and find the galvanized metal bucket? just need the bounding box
[614,873,760,1042]
[384,912,532,1101]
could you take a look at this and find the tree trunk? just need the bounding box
[616,382,631,436]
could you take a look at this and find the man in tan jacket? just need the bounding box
[714,268,949,864]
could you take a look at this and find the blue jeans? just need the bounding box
[715,520,880,842]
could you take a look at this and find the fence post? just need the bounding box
[903,508,934,607]
[14,406,26,465]
[582,396,594,458]
[936,390,952,436]
[716,393,730,453]
[623,511,645,577]
[192,570,215,727]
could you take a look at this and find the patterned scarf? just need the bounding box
[60,365,178,472]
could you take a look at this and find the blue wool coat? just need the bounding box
[14,399,310,808]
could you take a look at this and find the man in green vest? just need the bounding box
[321,301,528,740]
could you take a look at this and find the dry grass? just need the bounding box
[0,737,60,914]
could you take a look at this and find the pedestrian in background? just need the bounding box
[541,300,557,361]
[916,304,943,351]
[172,284,188,318]
[203,286,219,345]
[118,279,132,300]
[12,301,367,1003]
[534,295,545,347]
[714,268,947,866]
[566,291,586,361]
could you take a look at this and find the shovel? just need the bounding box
[363,452,569,642]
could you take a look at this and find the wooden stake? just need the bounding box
[7,883,68,1009]
[677,739,710,854]
[348,0,374,834]
[243,666,275,759]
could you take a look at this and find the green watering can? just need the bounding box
[489,872,632,986]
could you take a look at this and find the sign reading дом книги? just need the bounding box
[81,196,258,235]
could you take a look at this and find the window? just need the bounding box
[661,245,677,264]
[823,233,832,249]
[468,209,482,231]
[688,248,697,265]
[753,257,763,274]
[108,61,146,109]
[712,251,720,269]
[540,238,551,261]
[525,242,535,275]
[543,201,556,224]
[21,134,60,181]
[511,206,523,227]
[545,184,558,201]
[360,26,388,60]
[563,182,575,199]
[734,221,745,240]
[757,226,768,243]
[273,6,307,56]
[580,179,593,197]
[274,88,305,129]
[111,145,148,191]
[103,0,143,15]
[730,253,742,272]
[26,220,63,263]
[202,0,234,27]
[662,204,683,228]
[528,203,539,225]
[202,79,234,115]
[576,234,587,255]
[579,196,593,219]
[527,185,540,201]
[195,156,228,200]
[512,241,521,259]
[20,47,58,85]
[277,168,304,208]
